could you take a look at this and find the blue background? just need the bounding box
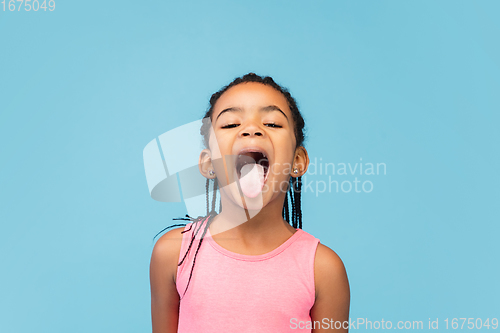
[1,0,499,332]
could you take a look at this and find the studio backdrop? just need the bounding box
[1,1,498,332]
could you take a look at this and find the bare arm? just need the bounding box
[150,227,185,333]
[310,243,350,332]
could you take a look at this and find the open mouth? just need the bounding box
[236,151,269,179]
[235,150,269,198]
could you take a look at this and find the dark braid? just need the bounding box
[205,179,210,216]
[178,212,216,298]
[283,191,290,222]
[296,177,303,229]
[177,216,206,266]
[289,180,295,228]
[211,179,218,212]
[154,73,307,296]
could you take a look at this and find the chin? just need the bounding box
[241,196,267,212]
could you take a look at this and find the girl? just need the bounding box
[150,73,350,332]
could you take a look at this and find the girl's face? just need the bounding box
[201,82,308,211]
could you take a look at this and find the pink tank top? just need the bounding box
[176,217,320,332]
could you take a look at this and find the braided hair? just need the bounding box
[154,73,306,297]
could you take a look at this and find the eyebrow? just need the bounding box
[215,105,289,122]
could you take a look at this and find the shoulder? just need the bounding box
[310,243,350,328]
[314,243,346,275]
[313,243,350,301]
[152,226,186,253]
[150,226,187,330]
[150,226,187,283]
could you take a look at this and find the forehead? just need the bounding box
[212,82,290,116]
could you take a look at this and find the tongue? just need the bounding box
[239,163,265,198]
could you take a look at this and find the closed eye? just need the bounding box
[221,124,239,129]
[265,123,282,128]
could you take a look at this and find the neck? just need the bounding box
[209,187,291,238]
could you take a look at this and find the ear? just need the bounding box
[199,149,216,179]
[292,146,309,177]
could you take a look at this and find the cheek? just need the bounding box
[208,132,228,159]
[207,144,222,161]
[212,138,228,156]
[283,134,297,156]
[272,138,296,172]
[288,131,297,149]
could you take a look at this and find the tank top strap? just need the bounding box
[176,217,210,291]
[291,229,320,299]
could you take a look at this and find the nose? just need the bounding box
[239,119,264,138]
[240,125,263,137]
[241,130,263,137]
